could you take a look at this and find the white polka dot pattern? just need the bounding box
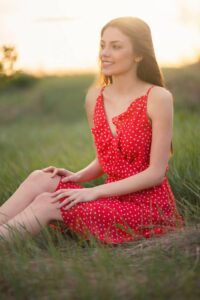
[49,85,185,244]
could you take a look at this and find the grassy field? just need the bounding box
[0,64,199,299]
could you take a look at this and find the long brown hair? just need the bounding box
[92,16,173,155]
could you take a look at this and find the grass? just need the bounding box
[0,224,199,299]
[0,65,199,299]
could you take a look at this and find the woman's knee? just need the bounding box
[28,170,48,181]
[31,192,51,209]
[26,169,61,191]
[30,192,62,222]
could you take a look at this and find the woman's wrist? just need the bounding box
[74,170,86,182]
[92,185,105,198]
[74,162,104,183]
[90,186,103,199]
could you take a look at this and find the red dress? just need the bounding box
[49,85,185,244]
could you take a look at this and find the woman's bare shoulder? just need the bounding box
[147,85,173,121]
[149,86,173,104]
[85,85,102,109]
[84,85,102,128]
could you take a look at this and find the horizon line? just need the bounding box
[17,59,199,77]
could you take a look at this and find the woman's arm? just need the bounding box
[93,87,173,198]
[76,85,105,182]
[75,157,104,182]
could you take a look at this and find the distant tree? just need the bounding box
[0,45,38,90]
[0,45,18,76]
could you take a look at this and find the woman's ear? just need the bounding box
[134,56,143,63]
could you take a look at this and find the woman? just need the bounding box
[0,16,185,244]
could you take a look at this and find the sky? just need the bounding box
[0,0,200,74]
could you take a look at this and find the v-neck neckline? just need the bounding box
[100,84,154,139]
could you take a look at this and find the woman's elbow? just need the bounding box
[155,174,165,185]
[150,168,166,186]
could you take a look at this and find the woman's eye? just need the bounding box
[100,44,121,49]
[113,45,121,49]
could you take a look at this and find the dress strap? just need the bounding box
[146,85,155,97]
[100,85,106,95]
[100,84,154,98]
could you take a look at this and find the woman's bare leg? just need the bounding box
[0,170,61,225]
[0,192,63,243]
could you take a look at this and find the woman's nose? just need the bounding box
[101,47,110,57]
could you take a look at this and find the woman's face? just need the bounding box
[100,26,139,77]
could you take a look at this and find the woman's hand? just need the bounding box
[42,166,81,183]
[50,187,99,210]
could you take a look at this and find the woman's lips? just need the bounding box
[101,61,114,67]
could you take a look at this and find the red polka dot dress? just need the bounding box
[49,85,185,244]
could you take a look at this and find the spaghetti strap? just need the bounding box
[146,85,155,97]
[100,85,106,95]
[100,84,154,98]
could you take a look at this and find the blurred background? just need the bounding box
[0,1,200,299]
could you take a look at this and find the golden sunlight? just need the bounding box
[1,0,199,74]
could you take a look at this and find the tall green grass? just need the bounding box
[0,67,199,299]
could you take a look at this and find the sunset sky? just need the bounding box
[0,0,199,74]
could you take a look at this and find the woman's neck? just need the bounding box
[110,71,143,95]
